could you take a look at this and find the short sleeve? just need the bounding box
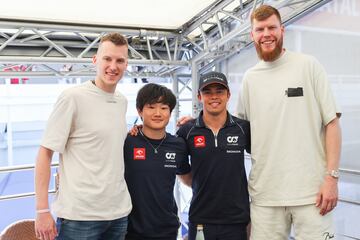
[41,91,76,153]
[312,58,341,125]
[244,121,251,154]
[235,74,250,121]
[175,137,191,175]
[176,125,187,139]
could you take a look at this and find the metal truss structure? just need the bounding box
[0,23,189,79]
[0,0,330,114]
[179,0,331,115]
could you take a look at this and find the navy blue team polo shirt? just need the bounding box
[124,132,190,239]
[176,111,251,225]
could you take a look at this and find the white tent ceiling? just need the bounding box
[0,0,218,29]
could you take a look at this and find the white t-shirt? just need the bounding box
[237,50,340,206]
[42,81,132,220]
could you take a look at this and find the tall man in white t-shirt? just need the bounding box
[35,33,132,240]
[236,5,342,239]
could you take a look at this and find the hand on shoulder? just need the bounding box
[176,115,193,127]
[128,124,142,136]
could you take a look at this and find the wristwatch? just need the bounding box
[326,169,340,179]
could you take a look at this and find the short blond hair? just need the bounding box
[100,32,128,46]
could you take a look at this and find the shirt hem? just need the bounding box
[54,208,132,221]
[251,198,316,207]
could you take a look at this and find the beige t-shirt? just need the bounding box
[237,51,340,206]
[42,81,132,220]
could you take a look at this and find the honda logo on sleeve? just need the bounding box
[133,148,146,160]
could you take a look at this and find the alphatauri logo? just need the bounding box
[133,148,146,160]
[227,136,239,144]
[165,152,176,160]
[194,136,206,148]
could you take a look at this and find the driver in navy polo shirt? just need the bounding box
[176,71,251,240]
[124,83,191,240]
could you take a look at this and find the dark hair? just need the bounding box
[250,5,282,25]
[100,32,128,46]
[136,83,177,113]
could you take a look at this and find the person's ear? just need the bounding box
[250,30,254,41]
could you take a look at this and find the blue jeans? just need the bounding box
[56,216,128,240]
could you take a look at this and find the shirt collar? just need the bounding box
[195,110,236,128]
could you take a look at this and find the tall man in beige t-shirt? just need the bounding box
[237,5,342,240]
[35,33,132,240]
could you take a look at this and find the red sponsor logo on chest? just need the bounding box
[194,136,206,148]
[134,148,146,160]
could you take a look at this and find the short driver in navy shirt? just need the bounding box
[177,72,251,240]
[124,83,191,240]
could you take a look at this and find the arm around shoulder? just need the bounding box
[176,115,193,127]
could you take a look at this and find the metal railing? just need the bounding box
[0,162,58,201]
[0,162,58,174]
[0,163,360,203]
[338,168,360,176]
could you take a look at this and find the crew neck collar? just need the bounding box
[259,49,288,68]
[88,80,116,96]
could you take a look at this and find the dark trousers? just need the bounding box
[126,236,177,240]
